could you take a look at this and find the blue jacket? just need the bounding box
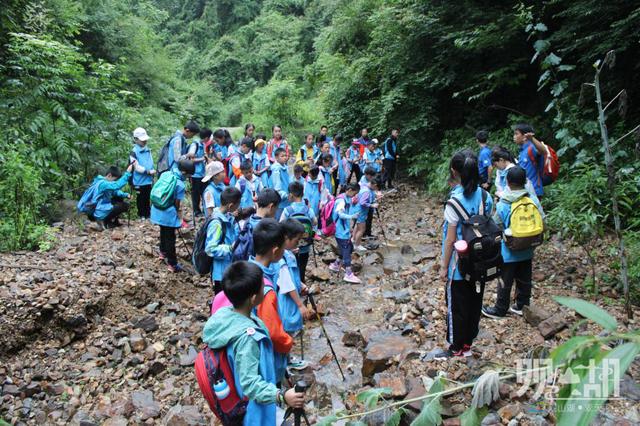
[253,152,271,189]
[168,130,186,173]
[202,181,226,218]
[518,141,544,196]
[205,209,239,281]
[189,140,206,178]
[442,185,493,280]
[364,149,382,173]
[150,170,185,227]
[478,145,492,183]
[494,189,543,263]
[304,177,323,217]
[270,162,290,209]
[333,195,358,240]
[356,185,374,223]
[383,137,397,160]
[329,145,346,185]
[131,144,154,186]
[320,166,333,194]
[236,175,263,209]
[277,251,303,334]
[92,173,131,220]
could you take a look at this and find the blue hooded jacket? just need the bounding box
[277,251,303,334]
[270,162,290,209]
[131,144,154,186]
[304,176,323,217]
[205,209,239,281]
[93,172,131,220]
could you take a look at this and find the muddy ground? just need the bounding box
[0,183,638,425]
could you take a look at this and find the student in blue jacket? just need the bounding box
[329,183,361,284]
[476,130,492,189]
[513,123,546,198]
[130,127,155,219]
[382,129,399,189]
[92,164,134,228]
[270,147,291,220]
[187,132,207,217]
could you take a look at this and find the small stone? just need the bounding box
[362,334,418,378]
[162,404,207,425]
[130,332,146,352]
[498,403,522,422]
[103,417,128,426]
[131,389,161,420]
[523,305,551,327]
[2,384,20,396]
[152,342,165,352]
[342,329,365,348]
[146,302,160,313]
[382,289,411,304]
[22,382,41,397]
[133,315,159,333]
[148,361,166,376]
[373,372,408,398]
[179,346,198,366]
[538,313,568,339]
[405,378,426,412]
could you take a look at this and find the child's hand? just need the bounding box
[149,169,156,176]
[524,132,535,140]
[300,284,308,296]
[371,203,379,209]
[300,305,313,320]
[127,161,136,173]
[284,389,305,408]
[439,267,448,282]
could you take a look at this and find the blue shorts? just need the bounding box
[357,207,369,223]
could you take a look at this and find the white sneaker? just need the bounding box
[355,245,367,252]
[344,272,361,284]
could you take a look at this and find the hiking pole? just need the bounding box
[283,381,311,426]
[300,330,304,360]
[311,241,318,268]
[375,208,389,245]
[307,293,346,381]
[177,227,192,259]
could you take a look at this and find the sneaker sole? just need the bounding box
[481,310,506,320]
[509,307,523,316]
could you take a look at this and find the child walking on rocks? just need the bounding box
[329,183,361,283]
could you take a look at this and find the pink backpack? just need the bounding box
[210,292,232,316]
[319,194,346,237]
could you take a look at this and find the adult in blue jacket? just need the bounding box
[513,124,546,197]
[93,164,134,228]
[167,121,200,173]
[382,129,399,189]
[130,127,155,219]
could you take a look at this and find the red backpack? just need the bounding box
[528,143,560,186]
[319,193,346,236]
[195,347,248,424]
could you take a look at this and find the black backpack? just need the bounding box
[193,217,227,275]
[157,134,187,175]
[232,221,254,262]
[446,190,502,282]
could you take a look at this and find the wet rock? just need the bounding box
[523,305,551,327]
[130,332,146,352]
[2,384,20,396]
[401,245,414,255]
[146,302,160,313]
[133,315,159,333]
[162,404,207,425]
[179,346,198,366]
[498,403,521,422]
[131,389,161,420]
[362,334,417,378]
[481,412,501,425]
[382,289,411,304]
[342,329,365,349]
[538,313,567,339]
[373,372,407,398]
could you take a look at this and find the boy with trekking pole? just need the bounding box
[280,182,317,284]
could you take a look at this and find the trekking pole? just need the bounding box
[177,227,193,260]
[283,381,311,426]
[311,241,318,268]
[375,208,389,245]
[300,330,304,360]
[307,293,346,381]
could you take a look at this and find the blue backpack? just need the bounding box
[76,181,102,215]
[232,221,254,262]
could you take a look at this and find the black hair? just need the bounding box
[476,130,488,143]
[491,146,515,164]
[309,165,320,179]
[185,121,200,134]
[334,133,343,143]
[253,219,285,255]
[256,132,267,141]
[293,164,304,174]
[199,128,212,139]
[320,125,328,130]
[240,160,253,172]
[272,125,282,131]
[222,261,264,308]
[224,129,233,146]
[514,123,534,135]
[321,153,333,163]
[371,175,383,189]
[346,182,360,193]
[305,133,314,141]
[213,129,225,139]
[257,188,281,208]
[221,187,242,206]
[244,123,255,134]
[450,149,480,197]
[282,218,305,239]
[364,166,377,176]
[274,147,286,157]
[506,166,527,188]
[288,181,304,198]
[240,136,253,147]
[106,166,122,178]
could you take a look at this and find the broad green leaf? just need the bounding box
[556,343,640,426]
[411,378,444,425]
[346,422,367,426]
[533,39,550,53]
[356,387,392,409]
[316,415,338,426]
[544,52,562,66]
[554,296,617,331]
[534,23,548,32]
[550,336,592,368]
[459,406,488,426]
[385,408,406,426]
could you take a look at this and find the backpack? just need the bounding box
[157,134,187,174]
[150,172,178,210]
[232,221,254,262]
[195,346,248,425]
[286,205,314,246]
[504,196,544,250]
[528,143,560,186]
[193,217,227,275]
[447,190,503,282]
[76,181,102,214]
[319,194,344,237]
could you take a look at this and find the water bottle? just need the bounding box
[214,379,230,400]
[454,240,468,257]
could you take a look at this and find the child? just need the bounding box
[476,130,492,190]
[91,164,134,228]
[491,146,540,201]
[319,153,335,195]
[278,219,312,338]
[228,137,253,186]
[293,164,305,186]
[201,161,227,218]
[304,165,324,218]
[253,139,272,189]
[329,134,346,194]
[346,138,362,184]
[437,149,493,359]
[295,133,317,173]
[200,128,214,159]
[187,133,207,217]
[329,183,361,283]
[250,219,293,383]
[249,189,281,228]
[202,261,305,425]
[130,128,155,219]
[270,147,291,220]
[150,168,185,272]
[281,182,317,283]
[382,129,399,189]
[513,124,546,198]
[236,160,263,210]
[267,125,290,163]
[364,139,383,173]
[205,187,241,293]
[211,129,227,162]
[482,166,543,319]
[352,167,378,251]
[167,121,200,173]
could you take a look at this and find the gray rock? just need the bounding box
[2,384,20,396]
[146,302,160,313]
[481,412,501,426]
[620,374,640,401]
[342,329,365,348]
[131,389,161,420]
[133,315,158,333]
[382,289,411,304]
[162,404,207,425]
[523,305,551,327]
[538,313,568,339]
[179,346,198,366]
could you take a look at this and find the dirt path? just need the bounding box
[0,184,637,425]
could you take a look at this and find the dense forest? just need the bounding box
[0,0,639,297]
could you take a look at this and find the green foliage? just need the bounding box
[554,296,617,331]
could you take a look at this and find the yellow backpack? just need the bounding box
[504,196,544,250]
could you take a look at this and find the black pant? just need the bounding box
[365,208,374,237]
[104,199,130,227]
[332,169,339,196]
[214,280,223,295]
[445,279,485,351]
[382,159,396,188]
[296,251,310,283]
[191,177,205,214]
[135,185,151,218]
[347,163,361,184]
[159,226,177,267]
[495,259,532,313]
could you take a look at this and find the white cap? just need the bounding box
[202,161,225,183]
[133,127,149,141]
[371,138,379,145]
